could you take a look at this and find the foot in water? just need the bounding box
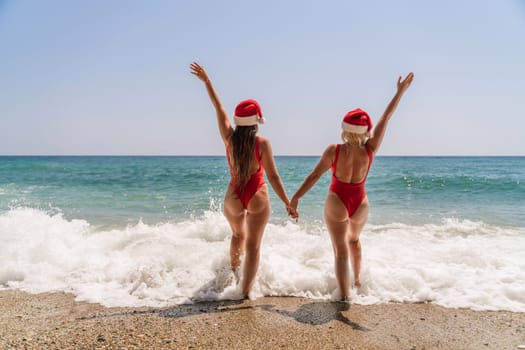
[232,267,240,285]
[354,278,361,288]
[337,296,351,304]
[214,266,237,292]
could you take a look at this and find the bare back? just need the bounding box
[332,143,370,184]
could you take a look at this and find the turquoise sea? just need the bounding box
[1,156,523,227]
[1,156,524,310]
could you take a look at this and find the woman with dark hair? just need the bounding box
[190,62,293,298]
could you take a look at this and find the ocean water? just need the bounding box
[0,156,524,311]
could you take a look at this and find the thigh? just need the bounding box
[324,191,350,252]
[245,185,270,247]
[224,186,246,233]
[349,196,369,241]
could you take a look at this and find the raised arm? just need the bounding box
[259,137,291,209]
[289,145,335,220]
[366,72,414,154]
[190,62,233,145]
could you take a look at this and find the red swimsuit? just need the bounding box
[226,137,266,209]
[329,144,374,217]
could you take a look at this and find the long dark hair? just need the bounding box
[229,125,258,191]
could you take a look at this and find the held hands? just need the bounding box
[190,62,210,84]
[397,72,414,95]
[286,197,299,221]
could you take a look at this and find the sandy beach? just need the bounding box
[0,290,523,349]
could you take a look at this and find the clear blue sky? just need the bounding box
[1,0,524,155]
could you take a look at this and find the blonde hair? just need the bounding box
[341,131,370,147]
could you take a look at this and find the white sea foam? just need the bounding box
[1,207,524,311]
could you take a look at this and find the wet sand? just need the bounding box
[1,290,524,349]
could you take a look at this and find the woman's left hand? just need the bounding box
[397,72,414,94]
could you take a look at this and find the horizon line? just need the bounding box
[1,154,524,158]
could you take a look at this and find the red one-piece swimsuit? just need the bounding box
[328,144,374,217]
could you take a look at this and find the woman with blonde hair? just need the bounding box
[190,62,292,298]
[289,73,414,301]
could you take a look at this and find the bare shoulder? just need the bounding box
[322,144,337,158]
[364,138,377,154]
[258,135,270,144]
[325,143,337,152]
[317,144,337,167]
[258,136,272,151]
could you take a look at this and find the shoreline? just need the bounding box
[1,290,524,349]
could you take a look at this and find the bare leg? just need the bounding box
[349,240,362,287]
[348,197,369,287]
[242,185,270,297]
[324,191,351,300]
[223,187,246,270]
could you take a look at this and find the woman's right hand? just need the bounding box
[190,62,210,84]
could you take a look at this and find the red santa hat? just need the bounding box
[341,108,372,134]
[234,99,265,126]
